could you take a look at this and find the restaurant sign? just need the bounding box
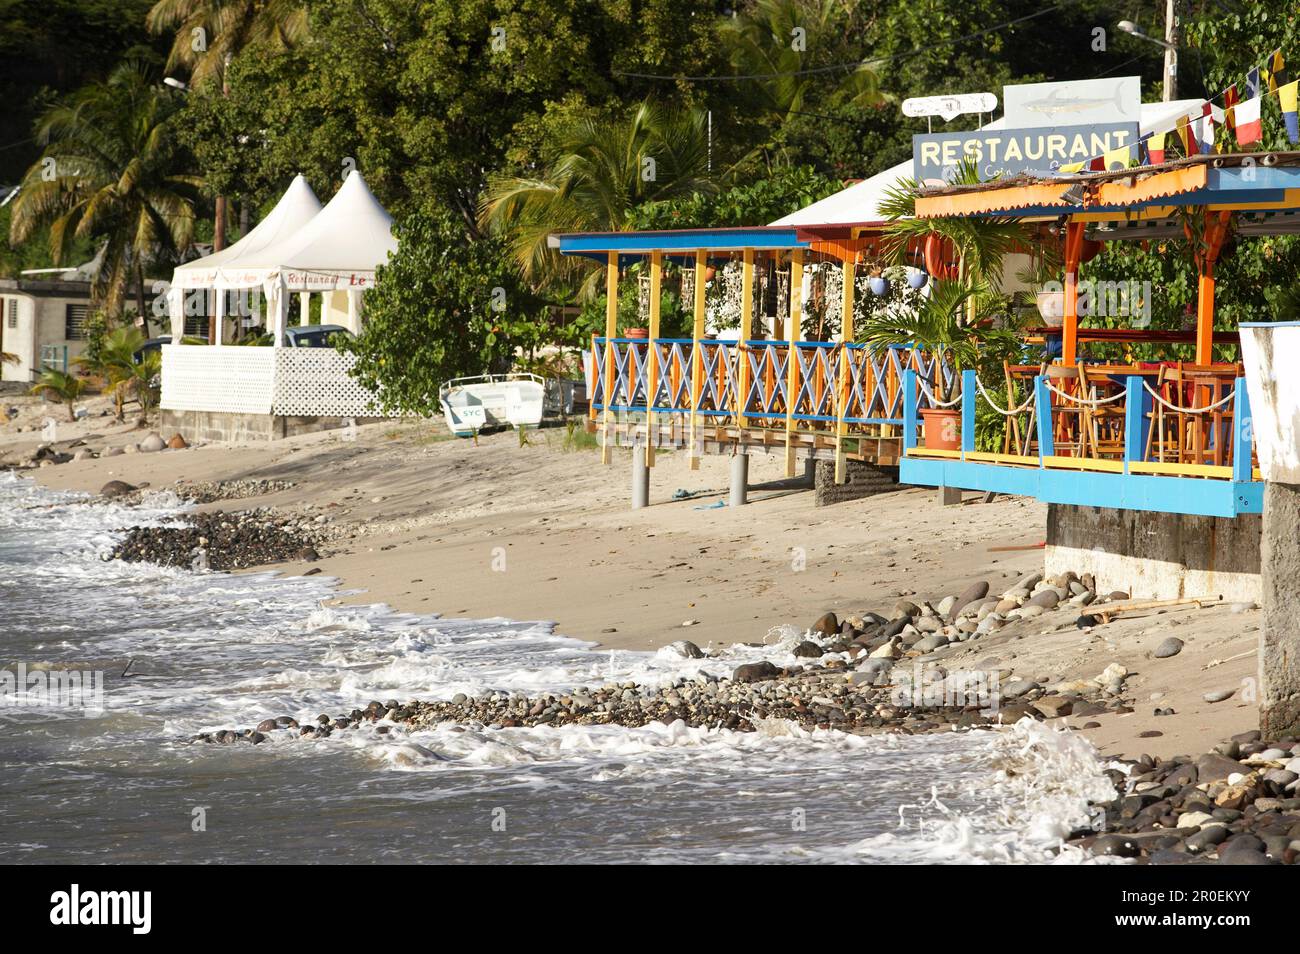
[912,122,1139,185]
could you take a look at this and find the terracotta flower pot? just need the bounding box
[625,327,649,340]
[920,408,962,450]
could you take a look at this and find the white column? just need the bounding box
[213,289,226,346]
[346,289,361,334]
[270,279,288,347]
[167,286,185,340]
[299,291,311,326]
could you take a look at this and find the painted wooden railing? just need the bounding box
[585,338,953,428]
[899,369,1262,517]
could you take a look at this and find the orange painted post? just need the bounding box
[601,250,618,465]
[1195,211,1233,365]
[737,248,754,431]
[785,249,803,476]
[1062,220,1085,366]
[646,250,662,467]
[835,252,855,483]
[689,249,707,470]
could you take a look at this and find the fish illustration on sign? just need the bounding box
[1020,86,1130,118]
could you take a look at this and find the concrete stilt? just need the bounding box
[940,485,963,506]
[729,452,749,507]
[631,451,650,510]
[1261,481,1300,736]
[802,456,817,487]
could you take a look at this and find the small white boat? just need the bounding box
[439,373,546,437]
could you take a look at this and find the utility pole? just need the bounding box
[1163,0,1179,102]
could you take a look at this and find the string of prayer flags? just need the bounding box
[1224,84,1239,131]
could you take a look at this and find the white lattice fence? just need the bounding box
[162,345,275,414]
[272,349,381,416]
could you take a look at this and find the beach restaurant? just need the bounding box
[159,170,397,442]
[555,72,1300,602]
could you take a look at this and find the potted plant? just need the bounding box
[858,280,1020,450]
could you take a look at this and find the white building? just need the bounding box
[0,276,94,383]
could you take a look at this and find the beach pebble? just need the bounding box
[1204,688,1236,703]
[100,480,137,499]
[663,640,704,659]
[1153,637,1184,658]
[811,612,838,636]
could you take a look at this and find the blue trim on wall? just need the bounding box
[901,456,1262,518]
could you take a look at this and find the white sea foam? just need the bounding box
[0,471,1117,863]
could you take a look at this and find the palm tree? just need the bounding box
[147,1,308,254]
[480,101,714,293]
[720,0,883,170]
[29,367,86,422]
[146,0,308,89]
[879,158,1029,325]
[8,62,201,332]
[74,325,147,421]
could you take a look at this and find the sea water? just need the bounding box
[0,473,1116,864]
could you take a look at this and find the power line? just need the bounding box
[614,0,1087,83]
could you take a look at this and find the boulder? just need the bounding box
[732,661,780,683]
[138,432,166,452]
[1154,637,1184,659]
[167,433,189,449]
[100,480,136,499]
[811,612,839,636]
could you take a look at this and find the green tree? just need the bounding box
[341,210,540,416]
[8,62,201,329]
[480,100,714,292]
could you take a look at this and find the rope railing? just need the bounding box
[917,376,963,408]
[1043,380,1127,406]
[975,376,1034,416]
[1143,381,1236,414]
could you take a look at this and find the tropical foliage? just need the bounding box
[8,62,200,327]
[29,367,87,421]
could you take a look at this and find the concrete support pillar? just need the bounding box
[940,485,963,506]
[631,449,649,510]
[299,291,311,326]
[1261,481,1300,737]
[803,455,817,486]
[729,452,749,508]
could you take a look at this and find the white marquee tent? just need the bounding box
[167,170,397,344]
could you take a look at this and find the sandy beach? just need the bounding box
[1,394,1259,763]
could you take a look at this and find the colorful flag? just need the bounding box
[1281,80,1300,144]
[1196,111,1215,154]
[1146,131,1166,164]
[1235,95,1263,146]
[1103,143,1133,170]
[1058,160,1085,174]
[1246,66,1261,99]
[1175,114,1195,155]
[1224,84,1239,131]
[1266,49,1288,92]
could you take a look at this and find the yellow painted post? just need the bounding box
[835,252,855,483]
[601,250,618,465]
[689,249,707,470]
[785,249,803,477]
[646,251,662,467]
[737,248,754,432]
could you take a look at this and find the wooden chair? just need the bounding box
[1002,361,1043,455]
[1078,364,1129,459]
[1043,364,1088,457]
[1149,364,1240,466]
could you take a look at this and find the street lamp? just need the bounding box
[1117,5,1180,103]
